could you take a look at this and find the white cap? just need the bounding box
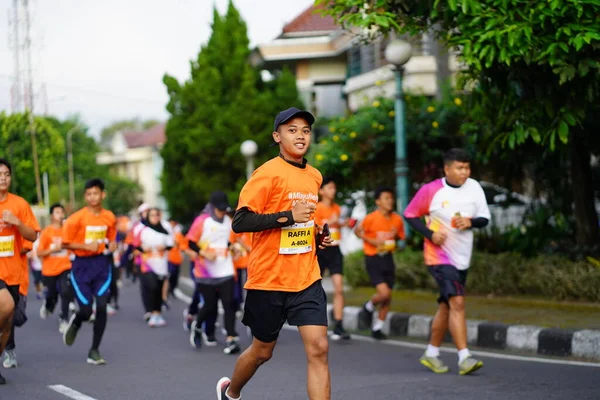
[137,203,150,214]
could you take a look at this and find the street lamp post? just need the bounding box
[240,140,258,180]
[385,39,412,238]
[66,125,80,211]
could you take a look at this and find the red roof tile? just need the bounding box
[123,123,165,148]
[282,4,338,34]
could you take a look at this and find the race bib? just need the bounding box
[280,221,314,255]
[383,239,396,252]
[0,235,15,258]
[209,246,228,261]
[85,226,107,244]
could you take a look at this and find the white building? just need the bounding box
[251,4,460,118]
[95,124,167,214]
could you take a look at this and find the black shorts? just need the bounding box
[0,280,20,308]
[242,280,328,343]
[428,264,468,304]
[365,254,395,289]
[317,246,343,276]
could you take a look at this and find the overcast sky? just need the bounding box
[0,0,314,137]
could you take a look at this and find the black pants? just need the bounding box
[196,278,236,337]
[43,270,74,320]
[140,272,164,313]
[168,262,180,296]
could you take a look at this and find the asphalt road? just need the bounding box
[1,281,598,400]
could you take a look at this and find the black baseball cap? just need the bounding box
[273,107,315,131]
[209,191,231,211]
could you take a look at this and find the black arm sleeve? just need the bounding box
[188,240,200,253]
[232,207,295,233]
[470,217,489,229]
[405,217,434,241]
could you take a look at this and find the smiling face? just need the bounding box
[0,164,11,193]
[273,117,312,162]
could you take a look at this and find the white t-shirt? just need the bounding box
[187,213,234,280]
[404,178,491,270]
[137,222,174,277]
[30,239,42,271]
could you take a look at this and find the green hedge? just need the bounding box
[343,249,600,303]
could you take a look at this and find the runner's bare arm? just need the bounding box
[2,210,37,241]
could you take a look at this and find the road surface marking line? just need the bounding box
[48,384,98,400]
[174,278,600,368]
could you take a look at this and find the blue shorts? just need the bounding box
[70,255,112,306]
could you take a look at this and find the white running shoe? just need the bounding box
[2,350,17,369]
[39,301,50,320]
[107,304,117,316]
[58,319,69,334]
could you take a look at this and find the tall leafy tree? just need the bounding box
[161,1,303,222]
[319,0,600,246]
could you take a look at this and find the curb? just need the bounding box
[325,304,600,361]
[177,277,600,361]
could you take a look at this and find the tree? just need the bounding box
[161,1,304,222]
[0,112,65,204]
[318,0,600,246]
[99,118,161,150]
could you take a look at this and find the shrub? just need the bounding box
[343,249,600,302]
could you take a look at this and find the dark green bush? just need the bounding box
[343,249,600,302]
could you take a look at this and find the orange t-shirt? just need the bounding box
[314,202,342,245]
[229,231,252,269]
[19,239,33,295]
[62,207,117,257]
[0,193,40,285]
[167,231,185,265]
[360,210,406,256]
[238,156,322,292]
[38,225,72,276]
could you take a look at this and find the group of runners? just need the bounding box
[0,106,491,400]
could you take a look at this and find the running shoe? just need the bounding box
[419,353,449,374]
[182,309,193,332]
[107,304,117,316]
[58,319,69,334]
[39,300,50,320]
[330,325,351,341]
[143,312,152,323]
[86,349,106,365]
[63,314,79,346]
[216,377,231,400]
[190,321,203,348]
[203,332,218,347]
[155,315,167,327]
[371,330,387,340]
[2,350,17,369]
[459,356,483,375]
[223,339,241,355]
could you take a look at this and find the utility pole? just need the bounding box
[22,0,42,204]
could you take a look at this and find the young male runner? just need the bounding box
[355,187,405,340]
[2,239,34,369]
[37,203,73,333]
[314,177,350,340]
[62,178,117,365]
[0,159,39,384]
[217,107,332,400]
[404,148,490,375]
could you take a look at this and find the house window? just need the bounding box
[360,44,376,75]
[347,46,362,78]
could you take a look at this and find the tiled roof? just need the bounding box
[123,123,165,148]
[282,4,338,34]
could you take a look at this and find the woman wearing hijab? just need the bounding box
[134,208,174,327]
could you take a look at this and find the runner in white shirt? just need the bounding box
[134,208,173,327]
[404,148,491,376]
[184,191,239,355]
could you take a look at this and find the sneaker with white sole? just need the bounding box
[39,301,50,320]
[58,319,69,334]
[2,350,17,369]
[223,338,241,355]
[203,332,218,347]
[216,377,232,400]
[86,349,106,365]
[190,321,203,348]
[155,315,167,327]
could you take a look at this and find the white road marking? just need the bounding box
[48,385,98,400]
[174,277,600,368]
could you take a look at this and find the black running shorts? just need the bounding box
[242,280,328,343]
[428,264,468,304]
[0,279,20,308]
[317,246,343,276]
[365,253,396,289]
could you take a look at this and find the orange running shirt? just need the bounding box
[19,239,34,295]
[229,231,252,269]
[38,225,72,277]
[0,193,40,285]
[167,231,185,265]
[62,207,117,257]
[360,210,406,256]
[314,202,342,246]
[238,156,322,292]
